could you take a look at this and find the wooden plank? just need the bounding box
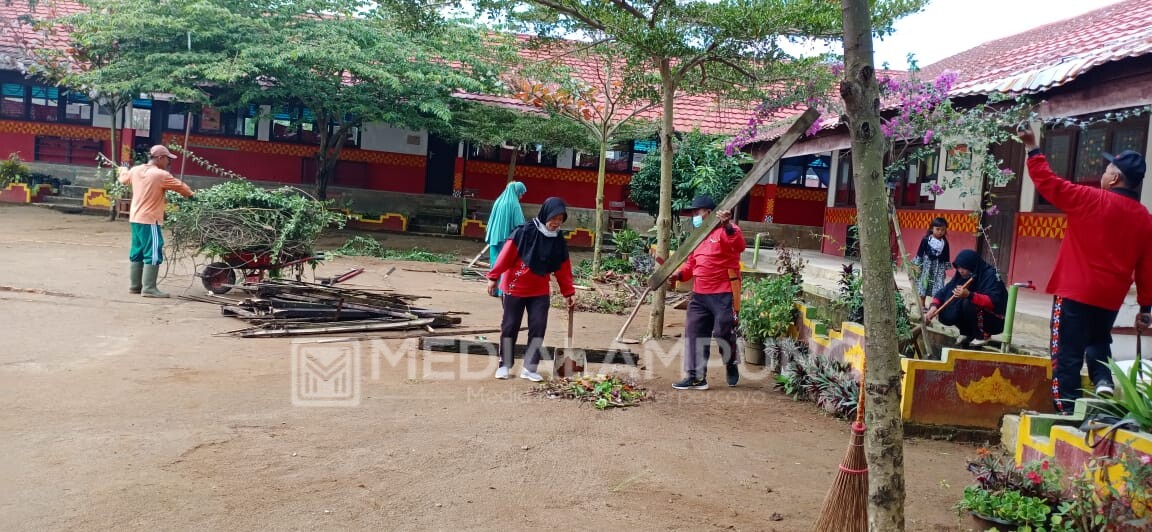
[418,337,639,366]
[647,108,819,289]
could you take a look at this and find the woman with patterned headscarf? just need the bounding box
[485,181,527,296]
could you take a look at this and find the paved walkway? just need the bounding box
[741,248,1147,360]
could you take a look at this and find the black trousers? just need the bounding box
[499,294,550,371]
[684,292,739,379]
[938,299,1004,340]
[1050,296,1118,412]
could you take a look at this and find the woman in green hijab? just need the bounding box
[485,181,527,296]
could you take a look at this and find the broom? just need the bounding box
[813,358,868,532]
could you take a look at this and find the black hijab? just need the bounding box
[935,249,1008,314]
[509,197,571,276]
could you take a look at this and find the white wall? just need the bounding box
[92,102,129,129]
[827,151,840,207]
[934,147,983,211]
[360,123,427,155]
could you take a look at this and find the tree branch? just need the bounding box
[608,0,650,24]
[529,0,608,32]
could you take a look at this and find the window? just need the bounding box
[30,86,59,122]
[62,92,92,123]
[632,139,657,172]
[469,143,558,167]
[1036,111,1149,208]
[198,105,256,137]
[575,142,631,172]
[896,151,938,208]
[131,98,151,137]
[835,151,855,207]
[780,154,831,188]
[1,83,26,119]
[165,102,191,131]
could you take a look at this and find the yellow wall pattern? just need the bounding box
[897,210,978,233]
[775,187,827,202]
[1017,213,1067,239]
[466,161,631,185]
[763,198,775,216]
[0,120,107,141]
[824,207,857,225]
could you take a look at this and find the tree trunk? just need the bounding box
[592,137,608,274]
[840,2,906,530]
[506,150,518,183]
[647,59,675,339]
[314,116,350,200]
[107,101,120,221]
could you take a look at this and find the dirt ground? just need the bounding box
[0,205,980,531]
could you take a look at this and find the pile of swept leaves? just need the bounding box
[329,236,456,263]
[167,180,345,259]
[531,374,653,410]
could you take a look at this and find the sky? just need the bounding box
[870,0,1124,69]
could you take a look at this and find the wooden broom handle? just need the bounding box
[925,277,975,322]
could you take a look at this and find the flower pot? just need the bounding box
[968,511,1019,531]
[741,339,766,366]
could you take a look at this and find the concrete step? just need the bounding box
[37,195,83,206]
[61,184,90,199]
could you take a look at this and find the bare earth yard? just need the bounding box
[1,205,978,530]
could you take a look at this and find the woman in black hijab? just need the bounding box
[926,249,1008,347]
[486,197,576,381]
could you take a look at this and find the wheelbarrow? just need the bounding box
[199,250,321,294]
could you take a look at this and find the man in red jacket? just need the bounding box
[668,195,745,390]
[1019,128,1152,412]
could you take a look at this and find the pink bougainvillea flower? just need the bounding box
[1000,168,1014,177]
[985,205,1001,216]
[929,183,945,196]
[923,129,934,144]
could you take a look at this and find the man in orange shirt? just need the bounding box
[118,145,194,298]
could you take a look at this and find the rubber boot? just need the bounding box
[141,264,169,298]
[129,262,144,294]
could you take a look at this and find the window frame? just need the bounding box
[779,153,832,190]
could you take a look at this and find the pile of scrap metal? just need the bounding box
[185,279,463,338]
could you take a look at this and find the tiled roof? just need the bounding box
[476,37,800,135]
[0,0,83,71]
[919,0,1152,96]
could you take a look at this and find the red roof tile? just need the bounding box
[920,0,1152,96]
[0,0,83,70]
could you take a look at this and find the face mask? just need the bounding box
[534,218,558,237]
[691,215,704,228]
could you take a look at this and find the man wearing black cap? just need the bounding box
[1019,128,1152,412]
[668,195,745,390]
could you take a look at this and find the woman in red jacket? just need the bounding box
[486,197,576,381]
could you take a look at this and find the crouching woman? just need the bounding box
[486,197,576,381]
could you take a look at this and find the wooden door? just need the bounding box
[979,141,1024,278]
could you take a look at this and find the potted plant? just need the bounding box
[955,448,1066,530]
[738,273,800,365]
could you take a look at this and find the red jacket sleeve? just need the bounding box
[554,259,576,297]
[487,240,518,280]
[677,250,697,282]
[1137,241,1152,309]
[971,292,995,311]
[723,224,746,255]
[1027,154,1095,216]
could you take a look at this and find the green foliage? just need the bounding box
[38,0,512,198]
[830,263,915,354]
[167,180,346,259]
[1054,450,1152,531]
[629,131,750,217]
[532,374,652,409]
[611,227,646,256]
[957,487,1052,529]
[0,153,31,188]
[1093,360,1152,431]
[739,274,800,344]
[772,342,859,419]
[450,103,593,155]
[329,236,455,263]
